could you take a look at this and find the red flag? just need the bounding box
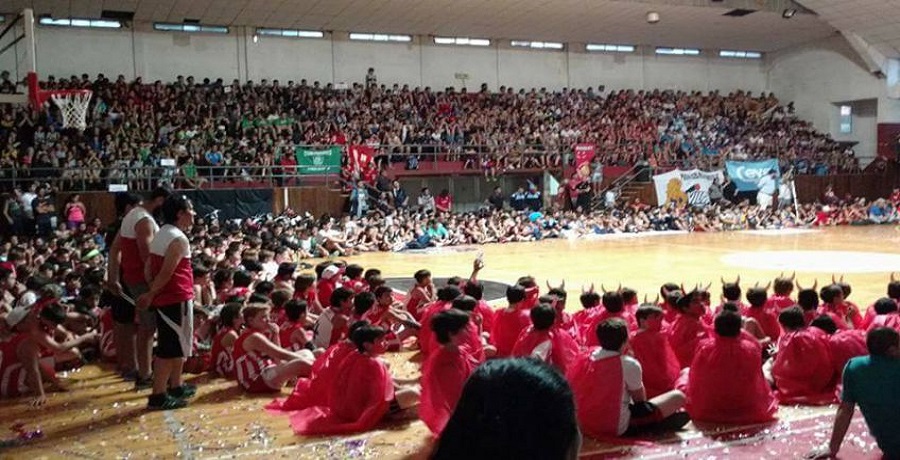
[574,144,596,171]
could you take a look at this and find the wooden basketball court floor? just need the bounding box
[1,225,896,459]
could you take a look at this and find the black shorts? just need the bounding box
[154,301,194,359]
[103,290,135,325]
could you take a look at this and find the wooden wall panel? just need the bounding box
[56,192,117,226]
[273,187,347,218]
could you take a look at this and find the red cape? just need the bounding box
[772,329,836,405]
[418,301,452,356]
[511,326,579,373]
[866,313,900,333]
[268,341,355,412]
[764,296,795,313]
[583,310,636,347]
[420,346,478,435]
[474,300,496,334]
[686,336,777,425]
[490,307,531,357]
[668,315,709,369]
[289,352,394,435]
[630,328,680,399]
[567,350,625,438]
[742,306,781,341]
[827,330,867,380]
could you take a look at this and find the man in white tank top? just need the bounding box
[107,187,170,388]
[136,194,197,410]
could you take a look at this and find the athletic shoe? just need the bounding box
[120,369,139,381]
[167,384,197,399]
[134,376,153,391]
[147,393,188,411]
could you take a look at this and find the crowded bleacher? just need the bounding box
[0,74,863,193]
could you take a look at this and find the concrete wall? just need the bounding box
[17,25,767,94]
[766,35,900,162]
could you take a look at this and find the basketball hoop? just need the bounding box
[26,72,92,131]
[48,90,92,131]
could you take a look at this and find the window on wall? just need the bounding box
[719,50,762,59]
[434,37,490,47]
[256,28,324,38]
[839,105,852,134]
[655,47,700,56]
[586,43,635,53]
[349,33,411,42]
[511,40,564,50]
[39,17,122,28]
[154,23,229,33]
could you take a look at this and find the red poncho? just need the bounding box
[289,352,394,435]
[511,326,579,373]
[417,300,452,356]
[826,329,867,380]
[772,329,836,405]
[420,345,478,435]
[572,308,598,339]
[567,350,625,438]
[583,310,637,347]
[473,300,496,333]
[742,306,781,341]
[668,315,709,369]
[490,307,530,357]
[630,328,680,399]
[268,340,355,412]
[764,295,795,313]
[866,313,900,333]
[686,336,777,425]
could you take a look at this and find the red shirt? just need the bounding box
[434,195,452,212]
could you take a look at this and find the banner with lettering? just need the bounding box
[294,147,342,175]
[725,159,780,192]
[652,169,724,207]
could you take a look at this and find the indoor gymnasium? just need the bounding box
[0,0,899,458]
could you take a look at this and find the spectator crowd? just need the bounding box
[0,73,864,193]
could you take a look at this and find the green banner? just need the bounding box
[295,146,342,175]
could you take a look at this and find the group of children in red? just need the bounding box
[230,257,899,443]
[4,235,900,452]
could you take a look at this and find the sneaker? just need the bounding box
[134,376,153,391]
[147,393,188,411]
[167,384,197,399]
[120,369,139,382]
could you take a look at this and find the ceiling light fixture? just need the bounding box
[647,11,660,23]
[782,8,796,19]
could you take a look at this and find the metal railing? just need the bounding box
[0,142,864,192]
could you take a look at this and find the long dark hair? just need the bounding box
[432,358,579,460]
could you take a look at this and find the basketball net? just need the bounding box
[49,91,92,131]
[27,72,92,131]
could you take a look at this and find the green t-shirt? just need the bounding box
[183,162,197,178]
[841,355,900,457]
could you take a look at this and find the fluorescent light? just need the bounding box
[434,36,490,47]
[586,43,635,53]
[154,22,228,33]
[655,47,700,56]
[350,32,411,42]
[257,28,324,38]
[39,17,122,28]
[719,50,762,59]
[511,40,563,50]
